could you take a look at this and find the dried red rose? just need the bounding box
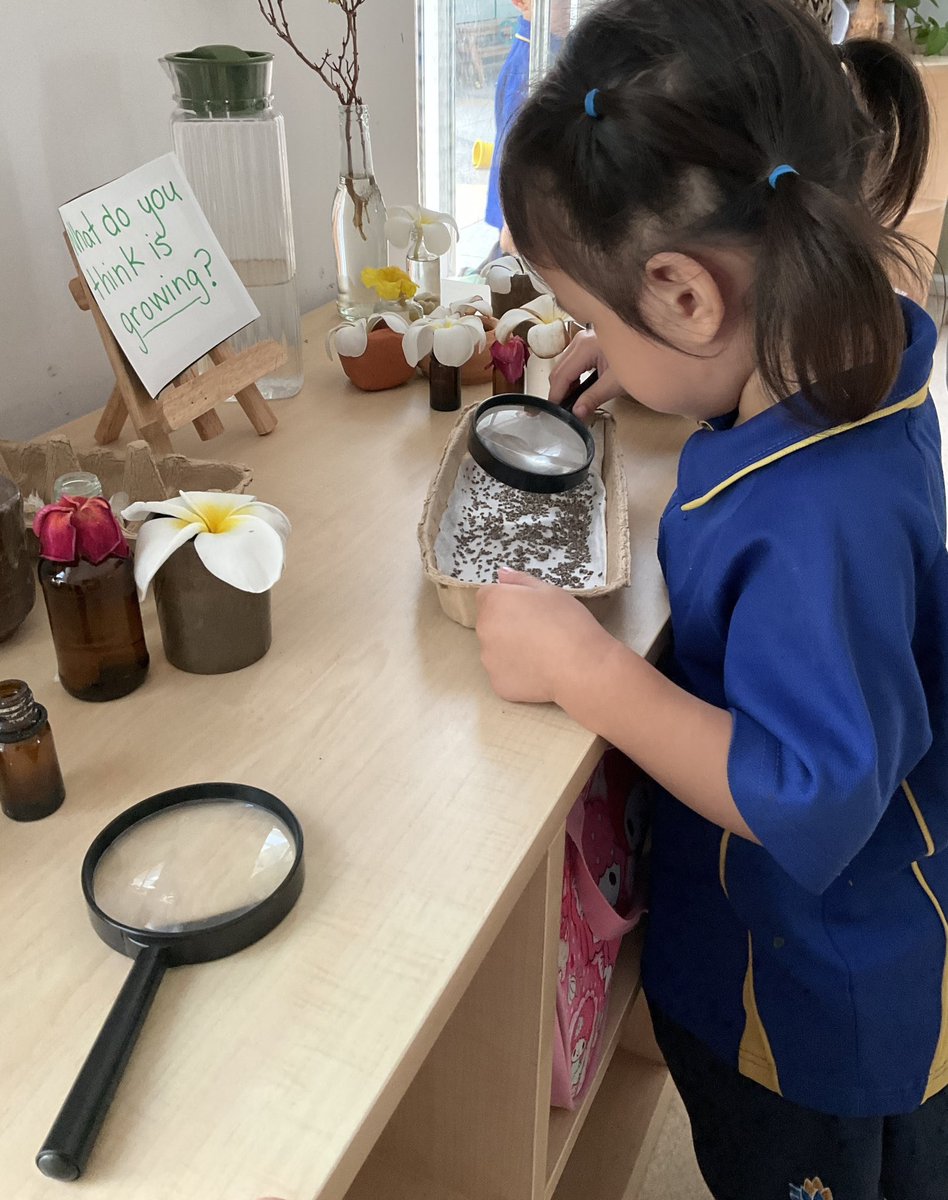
[33,496,130,565]
[490,335,528,385]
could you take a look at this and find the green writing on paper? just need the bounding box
[65,178,218,355]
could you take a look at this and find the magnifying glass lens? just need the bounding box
[474,404,591,476]
[92,800,295,934]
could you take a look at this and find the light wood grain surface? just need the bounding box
[0,304,690,1200]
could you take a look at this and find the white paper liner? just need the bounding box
[435,424,607,589]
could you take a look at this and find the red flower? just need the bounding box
[490,335,528,385]
[33,495,130,565]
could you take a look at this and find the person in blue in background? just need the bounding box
[485,0,568,257]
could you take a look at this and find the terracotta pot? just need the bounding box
[153,541,271,675]
[339,328,415,392]
[421,316,497,387]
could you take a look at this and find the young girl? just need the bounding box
[475,2,948,1197]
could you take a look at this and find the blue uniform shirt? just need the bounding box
[486,18,531,232]
[643,297,948,1117]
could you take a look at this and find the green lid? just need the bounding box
[161,45,274,115]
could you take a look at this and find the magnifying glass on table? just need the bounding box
[468,371,600,494]
[36,782,304,1182]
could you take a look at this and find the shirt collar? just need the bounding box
[675,296,936,512]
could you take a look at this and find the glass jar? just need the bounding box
[162,45,303,399]
[39,556,149,702]
[0,476,35,643]
[0,679,66,821]
[51,471,102,502]
[332,105,387,320]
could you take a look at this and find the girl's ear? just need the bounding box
[642,252,726,349]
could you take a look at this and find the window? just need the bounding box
[418,0,597,279]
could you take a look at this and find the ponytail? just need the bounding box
[840,38,931,227]
[756,174,909,423]
[755,40,930,423]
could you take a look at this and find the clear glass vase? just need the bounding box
[332,105,387,320]
[163,47,304,400]
[406,228,441,304]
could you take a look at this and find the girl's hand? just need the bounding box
[475,569,612,704]
[548,328,624,422]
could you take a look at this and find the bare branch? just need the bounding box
[256,0,365,104]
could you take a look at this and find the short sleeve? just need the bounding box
[724,515,932,894]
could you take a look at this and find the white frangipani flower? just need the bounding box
[401,306,487,369]
[325,312,411,360]
[495,293,573,359]
[448,296,492,318]
[122,491,291,597]
[385,205,459,257]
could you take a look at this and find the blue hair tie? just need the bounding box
[768,164,799,189]
[584,88,602,119]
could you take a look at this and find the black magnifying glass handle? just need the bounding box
[560,369,600,413]
[36,944,168,1181]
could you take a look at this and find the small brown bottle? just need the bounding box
[429,353,462,412]
[0,679,66,821]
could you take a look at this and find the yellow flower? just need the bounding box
[803,1180,833,1200]
[361,266,419,302]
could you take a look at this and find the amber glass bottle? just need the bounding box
[39,556,149,702]
[429,354,462,412]
[0,679,66,821]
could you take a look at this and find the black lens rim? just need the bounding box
[468,394,595,494]
[81,782,304,967]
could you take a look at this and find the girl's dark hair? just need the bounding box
[500,0,931,422]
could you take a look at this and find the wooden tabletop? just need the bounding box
[0,305,690,1200]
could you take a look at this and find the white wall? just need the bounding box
[1,0,419,440]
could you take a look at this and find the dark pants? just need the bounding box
[649,1004,948,1200]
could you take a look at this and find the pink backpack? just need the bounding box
[551,750,649,1109]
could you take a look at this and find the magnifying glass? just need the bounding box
[36,782,304,1182]
[468,371,600,494]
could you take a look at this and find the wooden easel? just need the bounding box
[65,234,281,456]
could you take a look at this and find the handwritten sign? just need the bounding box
[60,153,259,398]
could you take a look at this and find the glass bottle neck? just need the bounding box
[0,679,41,735]
[52,472,102,501]
[338,105,375,181]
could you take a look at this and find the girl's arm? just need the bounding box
[476,570,759,841]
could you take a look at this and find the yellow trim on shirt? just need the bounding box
[904,784,948,1099]
[738,933,783,1094]
[719,831,731,898]
[514,32,530,43]
[904,779,935,856]
[680,383,929,512]
[718,834,781,1092]
[910,862,948,1100]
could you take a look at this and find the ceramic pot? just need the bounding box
[340,328,415,392]
[153,541,271,674]
[490,273,541,319]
